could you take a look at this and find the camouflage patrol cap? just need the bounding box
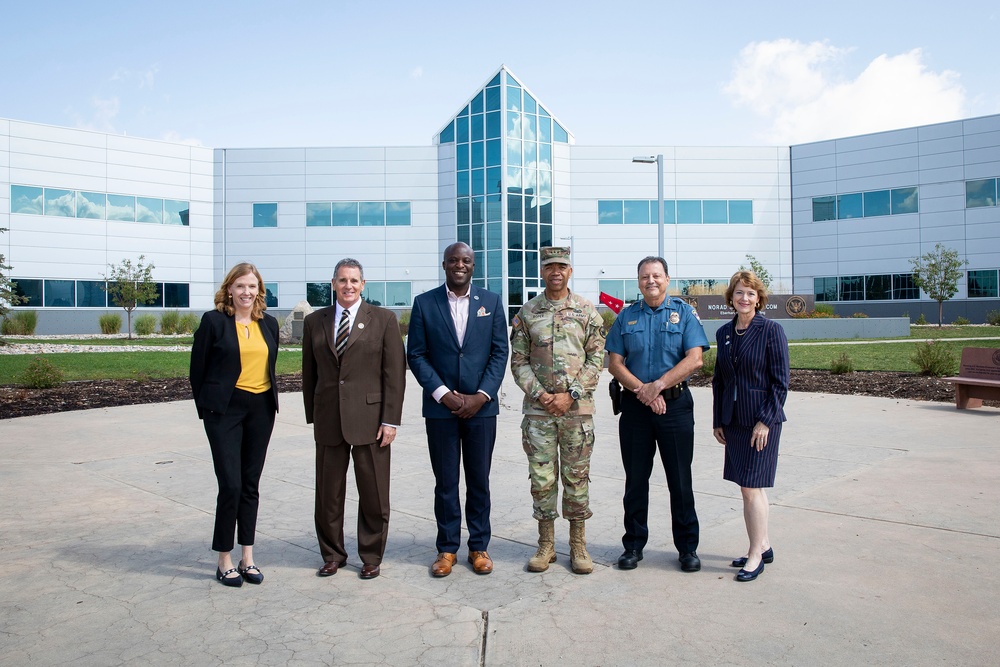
[540,246,571,267]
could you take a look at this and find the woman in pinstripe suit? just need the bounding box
[712,271,789,582]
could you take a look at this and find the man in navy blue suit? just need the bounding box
[407,242,509,577]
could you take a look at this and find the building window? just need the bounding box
[10,185,43,214]
[623,200,650,225]
[893,274,918,300]
[864,190,890,217]
[966,179,997,208]
[164,200,189,226]
[332,202,359,226]
[253,203,278,228]
[77,280,107,307]
[703,200,728,224]
[600,199,750,224]
[137,197,163,224]
[12,279,43,306]
[865,274,891,300]
[837,193,863,219]
[813,187,918,221]
[729,200,753,224]
[306,282,331,307]
[264,283,278,307]
[43,279,75,307]
[968,270,999,298]
[306,202,332,226]
[9,185,190,227]
[164,283,190,308]
[108,194,136,222]
[814,277,838,302]
[890,187,918,215]
[598,200,623,224]
[677,201,702,224]
[812,196,836,221]
[44,189,76,217]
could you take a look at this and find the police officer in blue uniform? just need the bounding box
[606,256,710,572]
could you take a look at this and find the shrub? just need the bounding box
[18,356,64,388]
[852,312,869,318]
[133,314,158,336]
[700,348,716,377]
[98,313,122,334]
[601,309,617,329]
[179,313,200,333]
[951,316,970,326]
[1,310,38,335]
[830,352,854,375]
[911,341,956,376]
[396,309,411,337]
[986,310,1000,326]
[159,310,181,334]
[814,303,835,317]
[915,313,928,325]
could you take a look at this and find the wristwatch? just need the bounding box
[569,388,581,401]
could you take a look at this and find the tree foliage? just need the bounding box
[102,256,159,339]
[0,227,23,327]
[910,243,967,327]
[738,254,773,291]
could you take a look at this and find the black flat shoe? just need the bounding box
[679,551,701,572]
[238,561,264,585]
[618,549,643,570]
[731,547,774,568]
[736,560,765,582]
[216,566,244,587]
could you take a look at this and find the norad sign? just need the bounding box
[680,294,814,320]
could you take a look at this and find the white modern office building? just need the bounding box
[2,65,998,333]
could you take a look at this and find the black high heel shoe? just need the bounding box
[216,566,244,587]
[736,560,765,582]
[731,547,773,568]
[238,560,264,585]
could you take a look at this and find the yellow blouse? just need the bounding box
[235,320,272,394]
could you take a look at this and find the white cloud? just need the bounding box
[724,40,967,144]
[161,130,204,147]
[410,66,424,79]
[73,96,121,133]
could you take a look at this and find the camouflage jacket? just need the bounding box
[510,291,606,416]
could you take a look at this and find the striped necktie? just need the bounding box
[335,309,350,357]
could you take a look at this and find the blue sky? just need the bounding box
[2,1,998,148]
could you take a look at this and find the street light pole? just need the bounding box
[632,154,664,258]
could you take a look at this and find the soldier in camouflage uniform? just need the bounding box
[510,246,606,574]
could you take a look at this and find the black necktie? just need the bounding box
[335,310,350,357]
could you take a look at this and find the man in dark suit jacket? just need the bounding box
[302,258,406,580]
[407,242,509,577]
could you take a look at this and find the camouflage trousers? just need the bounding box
[520,415,595,521]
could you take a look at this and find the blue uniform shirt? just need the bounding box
[605,296,710,383]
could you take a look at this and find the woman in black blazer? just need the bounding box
[711,270,789,582]
[190,263,279,587]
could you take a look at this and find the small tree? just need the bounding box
[102,256,159,339]
[910,243,967,327]
[738,254,773,291]
[0,227,24,338]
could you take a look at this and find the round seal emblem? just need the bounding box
[669,312,680,324]
[992,349,1000,366]
[785,295,806,316]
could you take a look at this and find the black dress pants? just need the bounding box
[204,388,276,552]
[619,389,699,554]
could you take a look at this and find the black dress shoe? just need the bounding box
[736,560,765,582]
[360,563,381,579]
[731,547,774,568]
[317,561,345,577]
[679,551,701,572]
[238,560,264,585]
[216,566,243,587]
[618,549,643,570]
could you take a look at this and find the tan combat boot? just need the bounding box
[569,520,593,574]
[527,519,557,572]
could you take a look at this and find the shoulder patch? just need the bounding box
[511,314,521,328]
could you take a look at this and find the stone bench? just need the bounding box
[944,347,1000,409]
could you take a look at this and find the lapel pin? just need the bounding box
[357,323,365,329]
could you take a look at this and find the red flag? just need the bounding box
[599,292,624,314]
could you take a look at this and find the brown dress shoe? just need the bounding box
[317,561,345,577]
[360,563,381,579]
[468,551,493,575]
[432,553,457,577]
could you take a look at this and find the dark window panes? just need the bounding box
[524,92,537,114]
[10,185,43,214]
[525,198,538,223]
[78,192,106,219]
[44,279,75,307]
[552,123,569,143]
[77,280,107,307]
[507,139,522,167]
[486,111,501,139]
[473,251,485,280]
[164,282,190,308]
[486,138,501,166]
[13,278,43,306]
[703,200,728,223]
[386,282,411,307]
[508,222,523,249]
[891,187,918,214]
[837,193,863,220]
[508,278,523,304]
[457,171,470,197]
[307,282,332,307]
[359,202,385,226]
[966,179,997,208]
[598,200,624,224]
[306,202,332,226]
[137,197,163,223]
[624,200,650,225]
[488,277,502,295]
[729,200,753,224]
[486,250,502,279]
[164,199,189,225]
[488,72,501,87]
[471,113,484,142]
[814,277,838,302]
[254,202,279,227]
[525,114,537,142]
[44,188,75,217]
[487,167,502,195]
[386,202,410,226]
[472,169,486,196]
[471,196,485,224]
[538,116,551,143]
[332,202,359,226]
[264,282,278,308]
[485,86,501,111]
[677,200,702,224]
[486,194,502,221]
[865,274,891,300]
[812,196,836,221]
[471,141,485,169]
[506,86,521,111]
[138,283,164,308]
[457,198,470,225]
[471,91,484,115]
[439,120,455,144]
[839,275,864,301]
[540,223,552,247]
[893,273,918,300]
[525,250,539,278]
[538,198,552,225]
[456,142,470,170]
[457,224,470,245]
[107,194,136,222]
[363,282,385,307]
[487,221,502,249]
[456,115,469,143]
[508,251,524,277]
[863,190,890,217]
[967,270,999,298]
[525,223,538,251]
[508,194,523,222]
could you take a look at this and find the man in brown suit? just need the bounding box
[302,258,406,580]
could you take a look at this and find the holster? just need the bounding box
[609,378,622,415]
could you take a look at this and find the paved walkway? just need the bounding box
[1,373,998,666]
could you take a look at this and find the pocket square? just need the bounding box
[477,306,490,317]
